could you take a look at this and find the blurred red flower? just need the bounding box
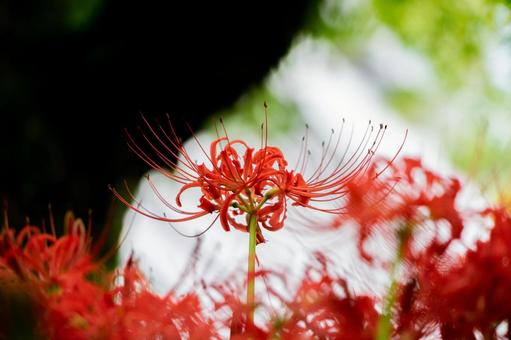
[334,157,464,263]
[275,256,380,340]
[406,208,511,339]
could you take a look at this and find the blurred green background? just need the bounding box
[220,0,511,204]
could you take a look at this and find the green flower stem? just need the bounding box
[376,260,399,340]
[376,225,410,340]
[247,213,258,324]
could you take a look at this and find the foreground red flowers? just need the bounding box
[270,255,380,339]
[395,207,511,339]
[4,152,511,339]
[0,214,218,339]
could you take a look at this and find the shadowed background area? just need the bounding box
[0,0,316,230]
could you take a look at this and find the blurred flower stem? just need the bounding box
[376,225,409,339]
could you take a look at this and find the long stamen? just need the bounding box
[125,128,193,183]
[299,124,310,174]
[164,214,220,238]
[306,121,375,191]
[141,114,200,176]
[185,121,214,165]
[376,129,408,178]
[293,135,307,171]
[308,118,345,182]
[306,128,335,181]
[137,126,198,179]
[48,204,56,237]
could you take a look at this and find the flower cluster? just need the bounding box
[0,214,217,339]
[334,157,511,339]
[3,152,511,339]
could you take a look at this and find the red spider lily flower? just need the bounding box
[1,214,220,339]
[268,255,379,339]
[41,274,112,340]
[407,207,511,339]
[105,256,219,340]
[110,111,401,328]
[202,274,259,336]
[334,157,464,263]
[110,113,391,243]
[0,211,95,291]
[37,255,220,339]
[201,259,380,339]
[0,212,113,339]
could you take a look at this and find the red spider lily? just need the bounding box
[0,212,112,339]
[109,112,400,326]
[0,211,95,292]
[407,207,511,339]
[273,255,380,340]
[330,157,472,338]
[201,259,380,340]
[334,157,464,263]
[110,114,391,243]
[105,256,219,339]
[34,255,220,339]
[200,271,260,337]
[41,274,112,340]
[1,215,220,339]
